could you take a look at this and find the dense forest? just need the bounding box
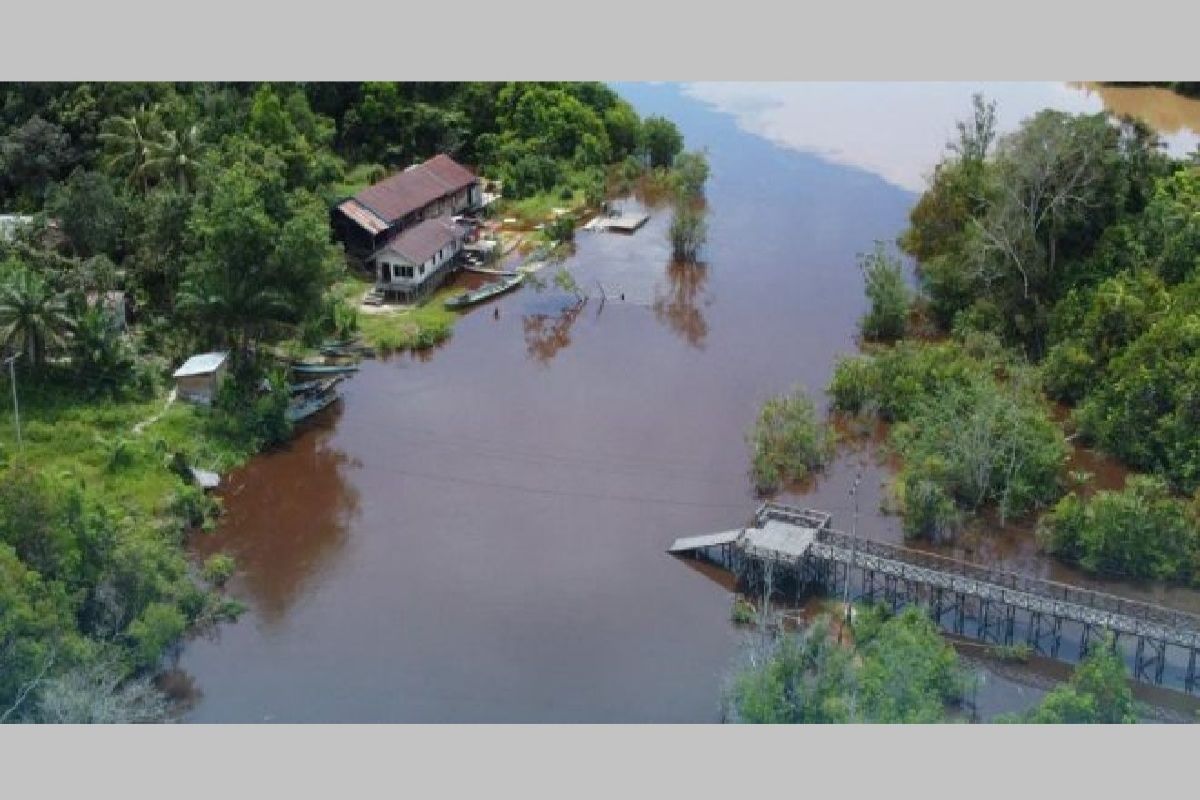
[0,82,686,722]
[829,95,1200,585]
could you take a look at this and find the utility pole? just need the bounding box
[840,470,862,641]
[3,352,22,453]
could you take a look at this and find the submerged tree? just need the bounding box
[669,194,707,263]
[858,242,910,342]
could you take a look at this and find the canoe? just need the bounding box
[443,273,525,310]
[290,362,360,376]
[289,375,344,396]
[286,387,340,423]
[319,344,376,359]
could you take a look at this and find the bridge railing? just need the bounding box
[810,527,1200,635]
[755,502,832,532]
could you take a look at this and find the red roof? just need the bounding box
[377,217,464,265]
[348,154,477,227]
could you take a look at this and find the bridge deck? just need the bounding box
[671,503,1200,652]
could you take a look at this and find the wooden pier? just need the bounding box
[669,502,1200,694]
[583,213,650,233]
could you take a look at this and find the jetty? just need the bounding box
[584,213,650,233]
[670,502,1200,694]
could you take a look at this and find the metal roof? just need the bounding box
[336,199,389,236]
[173,351,229,378]
[346,154,477,229]
[377,217,463,265]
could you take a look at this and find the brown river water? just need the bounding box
[173,83,1200,722]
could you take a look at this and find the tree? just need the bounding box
[143,122,207,193]
[0,116,76,208]
[1037,476,1200,583]
[31,657,170,723]
[669,194,707,262]
[643,116,683,169]
[671,150,710,199]
[177,161,339,359]
[1017,636,1136,723]
[748,386,835,493]
[46,170,127,259]
[97,106,161,193]
[0,262,74,368]
[859,242,910,341]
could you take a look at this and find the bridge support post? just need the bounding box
[1187,649,1198,694]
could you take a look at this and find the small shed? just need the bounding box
[173,351,229,406]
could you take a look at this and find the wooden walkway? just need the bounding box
[669,502,1200,692]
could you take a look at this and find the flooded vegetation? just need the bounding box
[172,82,1200,722]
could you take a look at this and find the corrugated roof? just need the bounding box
[348,154,477,228]
[173,351,229,378]
[378,217,463,265]
[336,199,389,236]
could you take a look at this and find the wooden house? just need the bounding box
[332,154,482,263]
[371,216,466,303]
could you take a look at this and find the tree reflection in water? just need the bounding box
[652,259,711,348]
[522,296,587,365]
[190,404,362,626]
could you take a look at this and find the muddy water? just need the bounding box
[177,83,1200,722]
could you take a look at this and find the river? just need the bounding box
[173,82,1200,722]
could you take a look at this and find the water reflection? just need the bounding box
[652,260,711,348]
[191,406,361,625]
[522,296,587,365]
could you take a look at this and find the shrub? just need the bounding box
[202,553,236,587]
[748,386,835,493]
[859,242,910,342]
[1037,476,1200,583]
[127,602,186,669]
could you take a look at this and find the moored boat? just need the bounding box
[443,273,525,310]
[290,362,360,376]
[286,386,341,423]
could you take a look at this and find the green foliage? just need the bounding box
[731,596,757,625]
[1037,476,1200,583]
[671,150,710,199]
[858,242,911,342]
[0,260,74,368]
[177,159,340,356]
[892,378,1066,532]
[730,607,965,724]
[46,169,127,259]
[126,601,185,669]
[212,368,292,451]
[1074,293,1200,492]
[544,214,577,243]
[747,386,835,493]
[202,553,236,587]
[642,115,684,169]
[1009,636,1136,723]
[669,196,707,262]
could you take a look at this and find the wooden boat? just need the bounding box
[290,361,360,376]
[286,386,340,423]
[289,375,344,396]
[319,343,376,359]
[443,273,524,310]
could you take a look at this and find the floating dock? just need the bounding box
[584,213,650,233]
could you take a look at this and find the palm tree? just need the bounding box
[0,268,74,368]
[97,106,161,193]
[176,260,292,360]
[144,123,207,193]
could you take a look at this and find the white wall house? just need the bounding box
[173,351,229,406]
[372,216,465,304]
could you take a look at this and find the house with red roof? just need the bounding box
[332,154,482,303]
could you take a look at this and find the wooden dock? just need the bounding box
[669,502,1200,693]
[584,213,650,233]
